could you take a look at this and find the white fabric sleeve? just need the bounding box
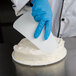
[11,0,30,16]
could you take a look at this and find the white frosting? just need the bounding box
[12,38,67,66]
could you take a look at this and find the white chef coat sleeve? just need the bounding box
[11,0,30,16]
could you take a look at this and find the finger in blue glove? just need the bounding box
[32,0,53,40]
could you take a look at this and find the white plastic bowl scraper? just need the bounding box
[13,11,58,53]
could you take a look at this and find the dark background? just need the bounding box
[0,1,25,76]
[0,0,32,44]
[0,0,25,44]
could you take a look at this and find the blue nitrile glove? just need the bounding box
[32,0,53,40]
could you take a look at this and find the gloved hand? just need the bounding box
[32,0,53,40]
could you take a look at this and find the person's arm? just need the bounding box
[11,0,31,16]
